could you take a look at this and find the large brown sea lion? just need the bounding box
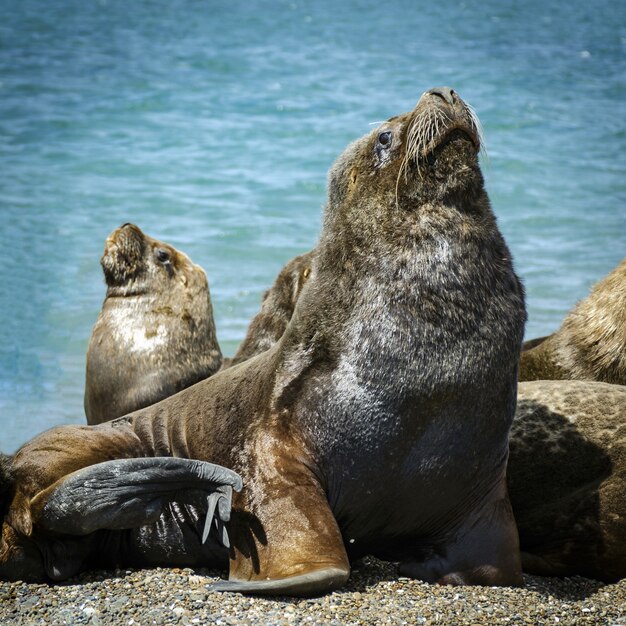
[0,87,527,593]
[520,258,626,384]
[84,224,222,424]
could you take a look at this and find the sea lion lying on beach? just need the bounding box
[84,224,222,424]
[2,380,624,585]
[520,258,626,384]
[0,87,527,592]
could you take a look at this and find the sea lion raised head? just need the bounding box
[85,224,222,424]
[520,258,626,384]
[1,88,526,593]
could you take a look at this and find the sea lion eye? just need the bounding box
[378,131,392,147]
[155,249,170,264]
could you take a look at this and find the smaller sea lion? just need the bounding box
[520,259,626,384]
[84,224,222,424]
[226,250,314,368]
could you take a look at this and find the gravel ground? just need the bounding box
[0,558,624,626]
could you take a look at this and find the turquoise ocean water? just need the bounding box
[1,0,625,452]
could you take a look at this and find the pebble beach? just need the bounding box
[1,558,624,626]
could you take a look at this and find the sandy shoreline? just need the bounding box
[1,558,624,625]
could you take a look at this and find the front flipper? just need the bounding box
[30,457,242,546]
[210,432,350,597]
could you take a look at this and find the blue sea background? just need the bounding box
[1,0,624,452]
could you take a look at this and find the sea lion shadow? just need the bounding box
[509,399,614,586]
[230,510,267,575]
[343,557,399,592]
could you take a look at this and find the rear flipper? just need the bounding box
[399,492,523,587]
[30,457,242,548]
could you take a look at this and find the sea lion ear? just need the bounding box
[29,457,242,538]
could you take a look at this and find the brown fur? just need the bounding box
[85,224,222,424]
[520,259,626,384]
[230,264,626,583]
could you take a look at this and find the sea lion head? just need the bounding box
[228,251,315,367]
[100,223,208,298]
[323,87,486,253]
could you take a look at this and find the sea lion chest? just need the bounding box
[292,256,518,548]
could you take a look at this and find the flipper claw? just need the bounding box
[202,492,220,544]
[202,485,235,547]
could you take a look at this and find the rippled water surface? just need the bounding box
[1,0,625,451]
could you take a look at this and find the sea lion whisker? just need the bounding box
[400,111,432,185]
[463,101,486,157]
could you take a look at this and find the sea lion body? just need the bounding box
[1,88,526,592]
[520,259,626,384]
[206,243,626,583]
[85,224,222,424]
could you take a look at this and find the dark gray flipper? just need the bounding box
[35,457,242,543]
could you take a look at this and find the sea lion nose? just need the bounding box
[427,87,456,105]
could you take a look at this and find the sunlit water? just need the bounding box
[1,0,624,451]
